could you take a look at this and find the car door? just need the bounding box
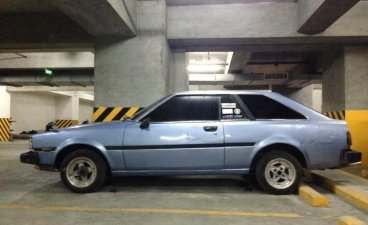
[219,95,257,170]
[122,95,225,170]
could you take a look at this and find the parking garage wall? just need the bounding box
[10,92,56,133]
[9,92,93,133]
[79,100,93,123]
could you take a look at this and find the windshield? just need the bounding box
[130,95,170,120]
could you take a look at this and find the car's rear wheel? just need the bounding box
[60,150,107,193]
[255,151,301,195]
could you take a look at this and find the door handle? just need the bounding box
[203,126,217,132]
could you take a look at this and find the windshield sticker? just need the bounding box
[234,108,241,115]
[221,103,236,108]
[222,108,233,114]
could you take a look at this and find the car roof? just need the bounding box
[173,90,272,96]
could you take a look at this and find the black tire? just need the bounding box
[255,151,301,195]
[60,150,107,193]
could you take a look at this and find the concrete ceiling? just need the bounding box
[244,51,318,74]
[0,0,136,51]
[187,52,229,74]
[166,0,296,6]
[187,50,321,88]
[0,0,57,14]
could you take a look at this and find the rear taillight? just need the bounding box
[347,131,352,146]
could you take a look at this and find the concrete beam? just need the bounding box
[228,51,252,74]
[168,2,299,39]
[0,52,93,69]
[189,73,321,87]
[53,0,136,38]
[51,91,94,102]
[169,37,368,52]
[0,73,93,87]
[0,12,93,47]
[0,44,94,53]
[298,0,360,35]
[167,1,368,49]
[166,0,295,6]
[7,86,93,92]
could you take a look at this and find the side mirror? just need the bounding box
[140,118,150,129]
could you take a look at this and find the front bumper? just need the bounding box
[20,151,55,170]
[20,151,39,165]
[341,149,362,165]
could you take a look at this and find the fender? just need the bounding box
[54,137,113,167]
[246,135,310,168]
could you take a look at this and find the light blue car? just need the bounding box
[20,91,361,194]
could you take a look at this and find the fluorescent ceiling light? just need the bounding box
[187,64,224,73]
[188,58,223,64]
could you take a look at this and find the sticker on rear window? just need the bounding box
[221,103,236,108]
[222,108,233,114]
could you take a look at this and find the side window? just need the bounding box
[146,95,219,122]
[220,95,246,120]
[239,95,306,120]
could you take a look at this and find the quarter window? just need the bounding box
[146,95,219,122]
[220,95,246,120]
[239,95,306,119]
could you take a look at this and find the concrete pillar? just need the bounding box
[312,84,322,113]
[0,86,10,118]
[322,47,345,112]
[322,46,368,166]
[95,0,170,107]
[55,92,79,120]
[169,49,188,93]
[272,85,314,109]
[0,87,11,141]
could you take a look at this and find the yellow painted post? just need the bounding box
[345,110,368,167]
[0,118,10,142]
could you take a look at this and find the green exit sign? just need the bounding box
[45,68,53,76]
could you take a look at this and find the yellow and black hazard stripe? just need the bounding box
[0,118,10,142]
[55,120,79,128]
[323,111,345,120]
[93,107,143,123]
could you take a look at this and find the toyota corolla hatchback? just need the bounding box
[21,91,361,194]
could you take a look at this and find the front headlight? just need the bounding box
[29,138,33,149]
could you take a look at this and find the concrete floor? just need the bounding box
[0,141,367,225]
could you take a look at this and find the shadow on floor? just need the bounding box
[102,175,258,194]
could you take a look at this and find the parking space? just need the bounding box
[1,141,366,225]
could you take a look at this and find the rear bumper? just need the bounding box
[341,149,361,165]
[20,151,39,165]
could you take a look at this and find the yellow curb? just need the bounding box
[311,172,368,213]
[299,184,329,207]
[336,169,368,184]
[339,216,366,225]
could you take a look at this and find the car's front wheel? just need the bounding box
[255,151,301,195]
[60,150,107,193]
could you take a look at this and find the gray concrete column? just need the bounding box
[322,47,345,112]
[272,85,314,109]
[322,46,368,112]
[94,0,169,107]
[169,49,188,93]
[344,47,368,110]
[322,46,368,166]
[0,86,10,118]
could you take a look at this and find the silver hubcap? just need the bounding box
[66,157,97,188]
[265,158,296,189]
